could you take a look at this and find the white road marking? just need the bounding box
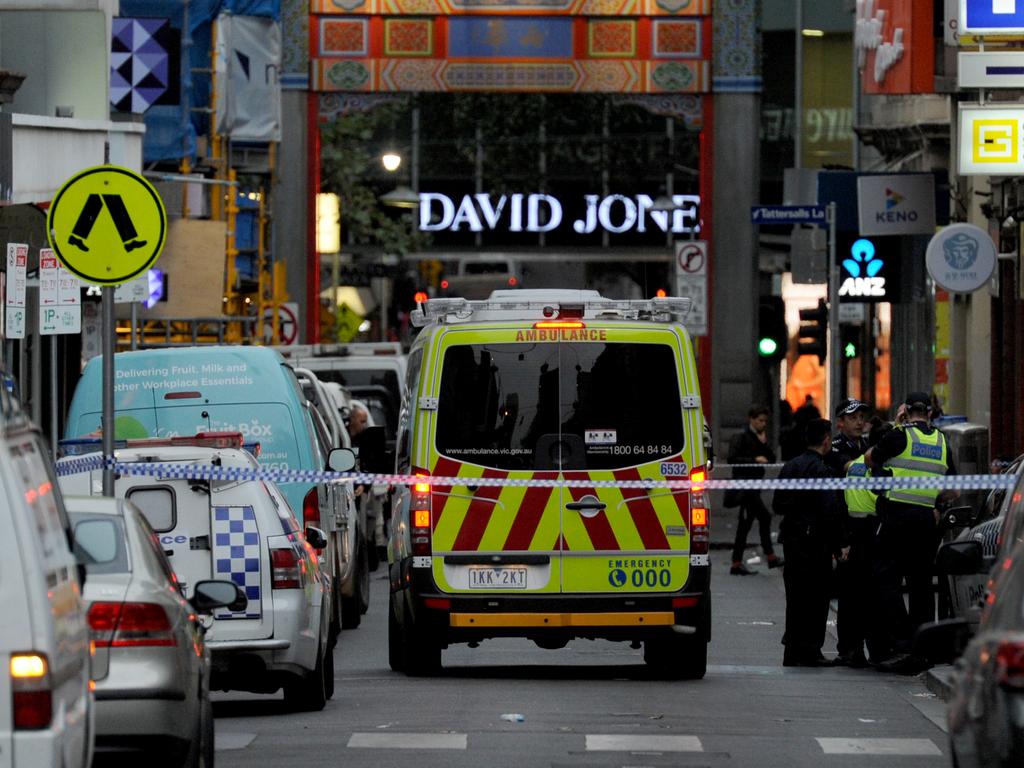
[215,732,257,751]
[585,735,703,752]
[816,738,942,756]
[348,732,468,749]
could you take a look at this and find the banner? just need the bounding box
[215,15,282,142]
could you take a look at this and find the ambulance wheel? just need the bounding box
[401,614,441,677]
[388,596,405,672]
[643,633,707,680]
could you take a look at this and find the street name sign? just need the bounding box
[959,51,1024,87]
[961,0,1024,34]
[750,205,827,225]
[47,165,167,285]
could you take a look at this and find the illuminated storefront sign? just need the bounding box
[836,234,902,303]
[418,192,701,235]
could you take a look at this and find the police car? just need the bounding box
[58,432,344,711]
[381,290,711,678]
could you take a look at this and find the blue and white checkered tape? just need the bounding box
[54,455,1018,491]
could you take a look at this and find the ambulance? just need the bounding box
[384,290,711,678]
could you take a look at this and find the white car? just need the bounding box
[58,433,342,711]
[0,407,92,768]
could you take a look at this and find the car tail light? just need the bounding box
[689,468,709,555]
[11,653,51,730]
[302,488,324,552]
[411,473,432,557]
[996,641,1024,689]
[271,548,302,589]
[88,602,175,648]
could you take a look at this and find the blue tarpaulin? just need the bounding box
[118,0,281,163]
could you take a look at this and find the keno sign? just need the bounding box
[419,192,701,235]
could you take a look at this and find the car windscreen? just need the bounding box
[435,342,684,471]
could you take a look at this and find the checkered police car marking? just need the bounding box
[212,505,262,620]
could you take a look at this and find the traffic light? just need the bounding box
[797,299,828,364]
[841,324,860,359]
[757,295,787,364]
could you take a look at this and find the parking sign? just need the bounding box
[961,0,1024,34]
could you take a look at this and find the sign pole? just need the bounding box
[49,337,58,456]
[101,285,115,497]
[827,201,839,417]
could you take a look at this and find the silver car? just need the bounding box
[67,496,244,767]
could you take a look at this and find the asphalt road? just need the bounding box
[211,550,951,768]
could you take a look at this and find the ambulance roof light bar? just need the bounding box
[410,294,692,327]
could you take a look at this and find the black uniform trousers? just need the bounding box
[836,516,887,660]
[873,500,938,655]
[782,538,832,663]
[731,490,776,563]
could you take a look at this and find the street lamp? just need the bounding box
[382,152,402,172]
[380,185,420,209]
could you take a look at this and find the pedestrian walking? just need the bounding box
[825,399,871,667]
[773,418,847,667]
[865,391,956,673]
[727,404,784,575]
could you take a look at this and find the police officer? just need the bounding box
[773,418,847,667]
[826,399,870,666]
[865,392,955,672]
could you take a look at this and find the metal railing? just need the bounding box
[116,316,259,348]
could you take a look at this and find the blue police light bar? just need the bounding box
[57,438,128,457]
[961,0,1024,34]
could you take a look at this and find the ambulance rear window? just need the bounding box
[436,342,685,470]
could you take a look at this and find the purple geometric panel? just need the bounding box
[110,17,180,114]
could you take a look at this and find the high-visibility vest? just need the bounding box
[845,455,877,517]
[882,425,949,507]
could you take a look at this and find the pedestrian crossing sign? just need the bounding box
[47,165,166,285]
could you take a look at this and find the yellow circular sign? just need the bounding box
[47,165,166,285]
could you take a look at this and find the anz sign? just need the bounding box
[837,235,901,303]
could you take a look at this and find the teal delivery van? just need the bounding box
[64,346,369,634]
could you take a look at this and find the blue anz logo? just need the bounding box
[840,239,887,297]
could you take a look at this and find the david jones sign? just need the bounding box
[418,193,702,235]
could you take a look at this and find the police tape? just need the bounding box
[54,455,1018,491]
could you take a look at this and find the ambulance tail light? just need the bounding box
[11,653,52,730]
[88,602,176,647]
[689,467,709,555]
[411,473,432,557]
[271,548,302,589]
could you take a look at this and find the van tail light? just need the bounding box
[688,468,709,555]
[411,472,432,557]
[996,641,1024,689]
[302,488,324,552]
[11,653,52,730]
[271,548,302,589]
[88,602,176,648]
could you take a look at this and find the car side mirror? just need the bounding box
[305,525,328,550]
[328,447,356,473]
[935,539,985,575]
[190,580,247,614]
[914,618,972,665]
[940,505,976,531]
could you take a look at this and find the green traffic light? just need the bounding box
[844,342,857,359]
[758,337,778,357]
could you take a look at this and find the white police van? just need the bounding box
[58,432,354,710]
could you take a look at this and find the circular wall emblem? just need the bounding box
[925,223,996,294]
[47,165,167,285]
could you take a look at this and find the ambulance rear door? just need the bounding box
[424,327,565,595]
[555,324,701,595]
